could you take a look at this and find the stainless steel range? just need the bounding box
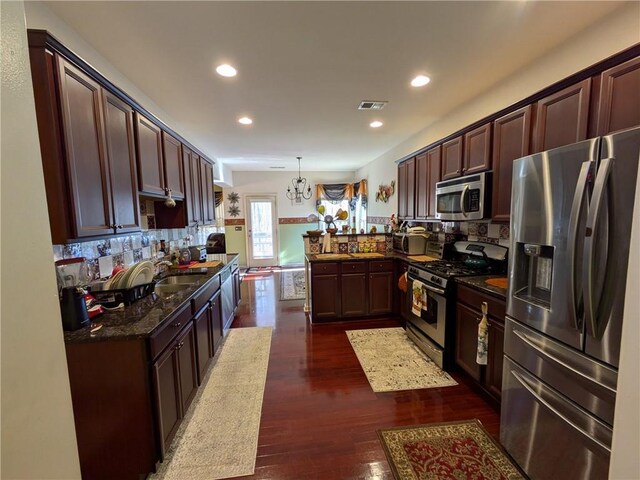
[406,241,507,369]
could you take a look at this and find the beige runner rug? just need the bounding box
[346,327,457,392]
[151,326,272,480]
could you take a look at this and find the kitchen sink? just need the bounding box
[154,283,191,299]
[156,274,207,286]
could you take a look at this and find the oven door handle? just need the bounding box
[460,185,470,217]
[409,277,445,296]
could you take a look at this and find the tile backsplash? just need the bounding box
[53,199,224,279]
[53,225,223,280]
[422,220,510,247]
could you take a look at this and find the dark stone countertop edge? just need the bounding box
[64,254,239,344]
[302,232,393,237]
[455,275,508,300]
[306,251,411,263]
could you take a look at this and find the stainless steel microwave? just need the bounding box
[435,171,491,221]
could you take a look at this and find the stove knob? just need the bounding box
[431,276,437,283]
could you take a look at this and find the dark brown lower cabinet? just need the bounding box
[455,303,482,382]
[485,320,505,400]
[454,284,506,404]
[311,273,341,319]
[194,305,213,384]
[341,273,367,316]
[154,338,182,452]
[153,322,197,456]
[310,259,395,321]
[369,271,393,315]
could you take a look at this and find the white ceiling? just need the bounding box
[43,1,627,171]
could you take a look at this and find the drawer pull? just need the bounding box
[173,322,181,328]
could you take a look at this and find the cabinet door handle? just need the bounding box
[116,224,123,230]
[173,322,181,328]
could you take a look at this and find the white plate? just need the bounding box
[126,261,154,288]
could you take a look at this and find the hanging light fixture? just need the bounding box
[286,156,312,201]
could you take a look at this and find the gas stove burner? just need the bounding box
[419,260,491,278]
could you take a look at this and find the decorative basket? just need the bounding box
[306,230,322,236]
[326,228,338,234]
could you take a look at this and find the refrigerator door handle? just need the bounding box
[460,185,469,217]
[583,157,614,339]
[511,369,611,455]
[567,160,594,331]
[513,329,616,394]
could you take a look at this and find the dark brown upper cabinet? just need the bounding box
[533,79,591,153]
[492,106,533,223]
[183,147,202,227]
[135,113,165,196]
[463,123,492,175]
[415,152,429,219]
[416,147,441,219]
[397,158,416,220]
[101,91,141,234]
[597,56,640,136]
[57,58,114,238]
[31,53,141,242]
[201,160,216,225]
[162,132,185,200]
[441,136,463,180]
[426,145,442,218]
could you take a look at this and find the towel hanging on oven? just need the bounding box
[411,279,427,316]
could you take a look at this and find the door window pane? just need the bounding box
[250,201,274,259]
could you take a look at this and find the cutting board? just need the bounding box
[486,277,508,289]
[408,255,439,262]
[177,260,222,269]
[350,253,384,258]
[314,253,351,259]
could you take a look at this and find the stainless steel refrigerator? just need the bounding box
[501,126,640,480]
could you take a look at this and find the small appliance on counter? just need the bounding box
[392,229,430,255]
[60,286,90,331]
[206,233,226,254]
[189,246,207,262]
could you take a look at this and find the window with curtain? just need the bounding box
[315,180,367,232]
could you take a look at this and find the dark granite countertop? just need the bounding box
[456,275,508,300]
[302,232,393,238]
[64,254,239,344]
[305,252,439,263]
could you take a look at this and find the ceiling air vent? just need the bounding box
[358,100,388,110]
[269,166,286,169]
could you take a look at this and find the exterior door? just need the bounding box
[246,195,278,267]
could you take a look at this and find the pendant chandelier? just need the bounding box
[286,156,312,201]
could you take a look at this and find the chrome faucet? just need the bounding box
[155,260,173,277]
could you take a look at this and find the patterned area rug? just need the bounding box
[379,420,525,480]
[150,327,272,480]
[280,270,306,300]
[346,327,457,392]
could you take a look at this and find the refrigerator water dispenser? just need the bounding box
[513,243,554,310]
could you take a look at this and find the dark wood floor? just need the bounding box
[231,270,500,480]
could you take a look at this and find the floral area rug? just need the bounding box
[346,327,457,392]
[378,420,525,480]
[280,269,306,300]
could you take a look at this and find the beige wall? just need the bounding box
[358,2,640,219]
[0,1,81,478]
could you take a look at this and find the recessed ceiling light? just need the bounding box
[370,121,383,128]
[238,116,253,125]
[411,75,431,87]
[216,64,237,77]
